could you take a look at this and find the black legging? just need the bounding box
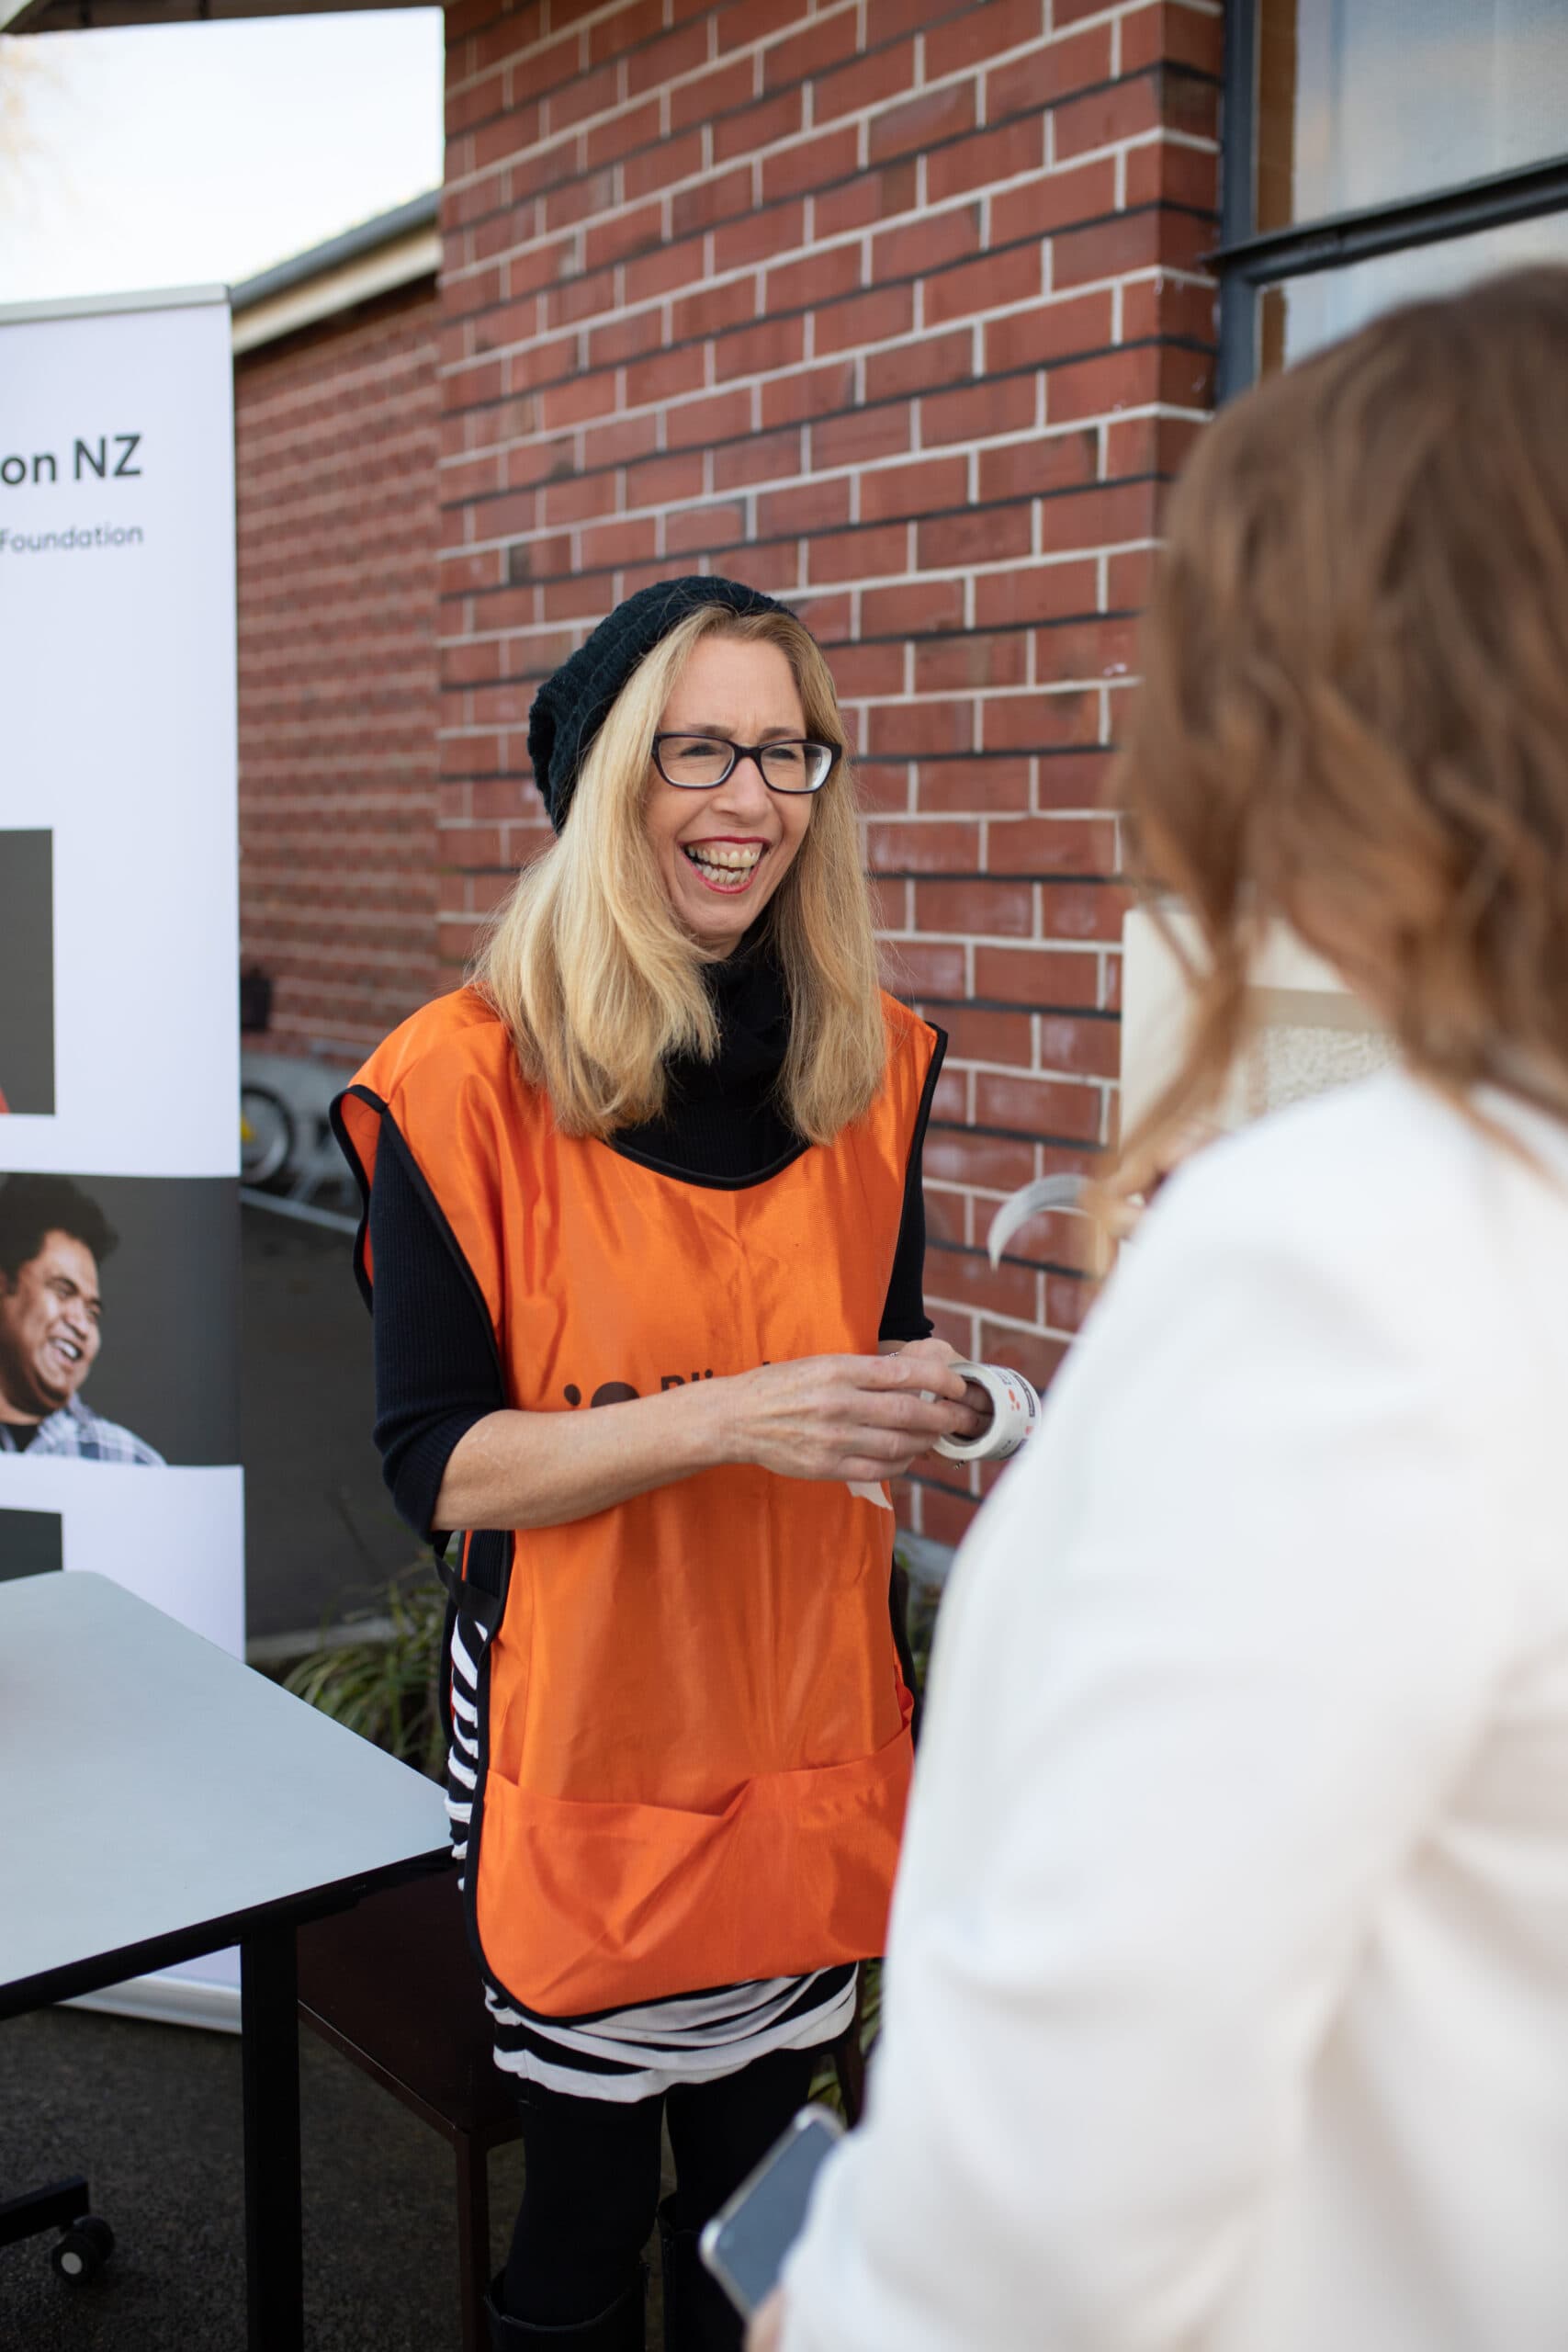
[502,2043,818,2334]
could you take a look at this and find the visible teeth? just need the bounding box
[686,842,762,872]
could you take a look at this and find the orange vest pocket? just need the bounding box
[475,1702,914,2017]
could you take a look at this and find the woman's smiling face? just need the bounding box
[644,635,816,955]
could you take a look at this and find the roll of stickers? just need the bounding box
[933,1361,1041,1464]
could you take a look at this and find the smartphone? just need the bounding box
[698,2104,845,2318]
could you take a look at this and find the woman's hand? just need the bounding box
[888,1335,996,1440]
[721,1345,984,1484]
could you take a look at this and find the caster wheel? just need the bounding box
[52,2214,113,2282]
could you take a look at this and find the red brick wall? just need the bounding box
[236,281,443,1063]
[438,0,1220,1544]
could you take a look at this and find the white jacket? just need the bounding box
[783,1070,1568,2352]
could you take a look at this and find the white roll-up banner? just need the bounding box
[1,288,243,2024]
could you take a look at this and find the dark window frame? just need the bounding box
[1214,0,1568,398]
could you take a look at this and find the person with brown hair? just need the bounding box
[334,577,981,2351]
[764,270,1568,2352]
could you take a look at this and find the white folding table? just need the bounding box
[0,1570,451,2348]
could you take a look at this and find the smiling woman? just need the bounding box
[331,575,982,2350]
[626,636,823,953]
[481,588,888,1147]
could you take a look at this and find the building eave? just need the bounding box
[231,191,440,356]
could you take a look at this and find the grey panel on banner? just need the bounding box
[0,1507,63,1578]
[0,831,54,1114]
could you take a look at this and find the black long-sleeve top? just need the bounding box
[368,939,933,1535]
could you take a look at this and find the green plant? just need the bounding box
[901,1568,941,1691]
[282,1566,447,1781]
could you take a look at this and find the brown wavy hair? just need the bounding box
[1118,265,1568,1191]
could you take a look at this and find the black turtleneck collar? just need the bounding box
[611,922,802,1182]
[696,922,791,1088]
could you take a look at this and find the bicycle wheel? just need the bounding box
[241,1086,295,1188]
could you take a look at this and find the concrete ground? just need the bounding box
[0,2004,677,2352]
[0,2006,675,2352]
[0,2005,524,2351]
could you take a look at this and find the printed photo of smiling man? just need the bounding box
[0,831,57,1117]
[0,1174,164,1464]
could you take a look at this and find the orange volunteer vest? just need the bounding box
[336,985,943,2018]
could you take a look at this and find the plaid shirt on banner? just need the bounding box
[0,1397,164,1465]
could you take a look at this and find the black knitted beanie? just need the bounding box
[526,574,792,833]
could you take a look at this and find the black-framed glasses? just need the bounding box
[651,732,839,795]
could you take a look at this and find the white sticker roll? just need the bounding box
[932,1361,1042,1464]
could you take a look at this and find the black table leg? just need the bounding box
[455,2135,491,2352]
[242,1921,303,2352]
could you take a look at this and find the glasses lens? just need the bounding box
[760,741,835,792]
[659,735,734,788]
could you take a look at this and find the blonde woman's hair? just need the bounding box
[475,604,886,1142]
[1116,266,1568,1194]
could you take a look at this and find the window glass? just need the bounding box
[1257,0,1568,232]
[1258,209,1568,369]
